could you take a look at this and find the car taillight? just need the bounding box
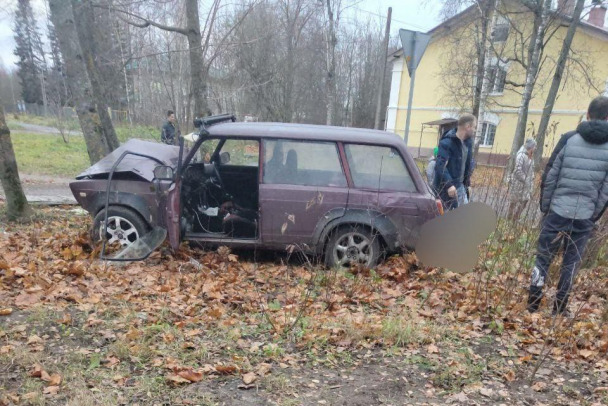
[436,199,444,215]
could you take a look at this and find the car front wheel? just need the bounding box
[324,225,381,268]
[92,206,150,248]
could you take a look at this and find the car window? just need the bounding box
[263,139,347,187]
[345,144,416,192]
[219,139,259,166]
[199,139,220,163]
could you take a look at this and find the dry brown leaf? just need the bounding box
[48,373,61,386]
[43,385,59,395]
[177,369,203,383]
[104,356,120,368]
[0,308,12,316]
[242,372,257,385]
[255,363,272,376]
[167,374,192,385]
[503,369,516,382]
[0,345,13,354]
[594,387,608,394]
[579,349,597,359]
[531,381,547,392]
[40,370,51,382]
[215,365,238,375]
[427,344,439,354]
[57,313,72,325]
[29,364,43,378]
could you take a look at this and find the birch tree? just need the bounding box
[532,0,585,169]
[505,0,552,176]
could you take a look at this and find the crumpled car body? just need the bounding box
[70,122,442,266]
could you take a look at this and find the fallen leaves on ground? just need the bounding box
[0,207,607,402]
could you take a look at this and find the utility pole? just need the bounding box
[374,7,392,130]
[8,72,17,112]
[40,71,48,116]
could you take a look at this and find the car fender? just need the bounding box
[91,192,155,226]
[314,208,399,254]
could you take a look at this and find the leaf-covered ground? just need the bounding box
[1,207,607,405]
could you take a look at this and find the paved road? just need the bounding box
[10,121,81,136]
[0,174,76,205]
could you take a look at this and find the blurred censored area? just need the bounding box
[416,202,497,273]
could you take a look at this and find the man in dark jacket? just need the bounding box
[528,96,608,316]
[161,110,178,145]
[434,114,476,210]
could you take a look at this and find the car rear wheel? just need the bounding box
[92,206,150,248]
[324,225,381,268]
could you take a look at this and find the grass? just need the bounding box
[9,117,160,177]
[11,132,90,177]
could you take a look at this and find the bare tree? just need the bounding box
[506,0,552,175]
[323,0,337,125]
[533,0,585,169]
[72,0,119,151]
[0,107,32,220]
[107,0,211,118]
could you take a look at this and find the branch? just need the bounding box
[95,3,188,35]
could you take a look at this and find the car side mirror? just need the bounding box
[220,151,231,164]
[154,165,174,181]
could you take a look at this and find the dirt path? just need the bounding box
[0,174,76,205]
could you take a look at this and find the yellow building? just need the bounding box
[386,1,608,165]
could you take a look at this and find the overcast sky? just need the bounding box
[0,0,444,69]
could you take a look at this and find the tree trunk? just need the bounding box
[506,0,551,176]
[324,0,337,126]
[472,0,497,159]
[533,0,585,171]
[0,108,32,221]
[49,0,116,164]
[72,0,119,152]
[186,0,209,118]
[374,7,392,130]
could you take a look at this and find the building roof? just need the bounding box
[208,122,404,145]
[425,1,608,40]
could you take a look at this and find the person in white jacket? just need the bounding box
[507,138,537,220]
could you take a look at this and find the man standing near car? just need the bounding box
[527,96,608,316]
[434,113,476,210]
[161,110,179,145]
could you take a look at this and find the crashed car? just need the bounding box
[70,114,442,266]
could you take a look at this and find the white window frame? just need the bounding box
[480,122,497,147]
[492,15,510,43]
[487,64,508,95]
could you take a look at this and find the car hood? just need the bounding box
[75,139,181,182]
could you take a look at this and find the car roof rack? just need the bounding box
[193,113,236,130]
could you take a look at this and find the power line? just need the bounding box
[349,6,433,31]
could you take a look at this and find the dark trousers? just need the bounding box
[530,211,594,301]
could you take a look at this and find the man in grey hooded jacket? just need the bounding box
[528,96,608,316]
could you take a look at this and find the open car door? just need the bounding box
[165,179,182,249]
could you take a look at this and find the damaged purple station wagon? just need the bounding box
[70,114,443,266]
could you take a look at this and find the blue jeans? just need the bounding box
[456,185,469,207]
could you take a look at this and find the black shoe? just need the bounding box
[527,286,543,313]
[552,296,572,317]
